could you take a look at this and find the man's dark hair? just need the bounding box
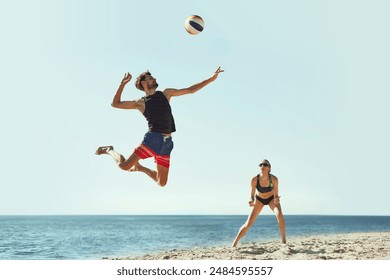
[135,71,151,91]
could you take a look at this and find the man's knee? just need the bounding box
[119,162,130,170]
[156,164,169,187]
[157,178,168,187]
[119,153,140,170]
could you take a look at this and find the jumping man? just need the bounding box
[96,67,224,187]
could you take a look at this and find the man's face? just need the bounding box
[144,75,158,90]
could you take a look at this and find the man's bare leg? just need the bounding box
[118,153,161,185]
[156,164,169,187]
[129,162,158,182]
[96,146,169,187]
[129,163,169,187]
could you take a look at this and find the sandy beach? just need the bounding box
[114,231,390,260]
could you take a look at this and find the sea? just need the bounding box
[0,215,389,260]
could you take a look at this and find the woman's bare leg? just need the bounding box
[269,201,286,244]
[232,201,264,247]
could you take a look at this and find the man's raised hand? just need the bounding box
[121,72,132,85]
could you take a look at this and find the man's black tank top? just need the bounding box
[142,91,176,134]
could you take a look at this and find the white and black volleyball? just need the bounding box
[184,15,204,35]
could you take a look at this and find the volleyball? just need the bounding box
[184,15,204,35]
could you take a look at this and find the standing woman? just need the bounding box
[232,159,286,247]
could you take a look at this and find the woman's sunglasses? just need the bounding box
[259,163,270,167]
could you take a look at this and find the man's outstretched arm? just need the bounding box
[112,72,142,110]
[163,67,224,99]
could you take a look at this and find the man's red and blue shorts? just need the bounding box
[134,131,174,168]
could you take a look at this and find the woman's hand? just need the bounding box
[274,196,280,205]
[248,199,254,207]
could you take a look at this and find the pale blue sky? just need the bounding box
[0,0,389,215]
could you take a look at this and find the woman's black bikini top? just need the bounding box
[256,174,274,193]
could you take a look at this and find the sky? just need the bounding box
[0,0,389,215]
